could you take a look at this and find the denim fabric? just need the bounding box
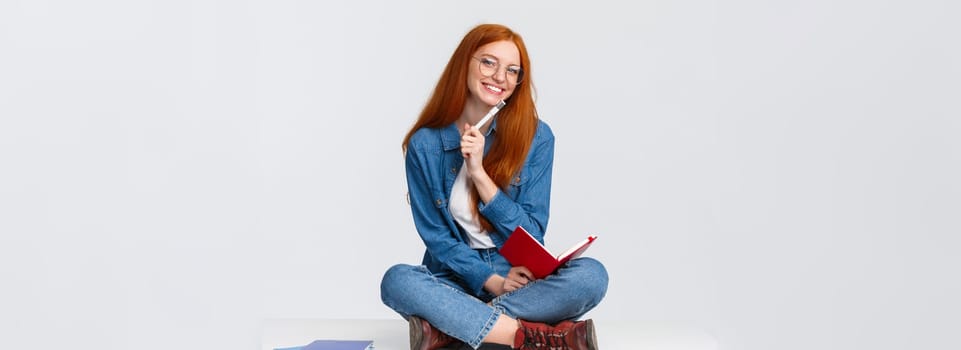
[403,120,555,295]
[387,119,608,348]
[381,255,608,348]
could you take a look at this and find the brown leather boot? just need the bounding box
[409,316,461,350]
[513,319,598,350]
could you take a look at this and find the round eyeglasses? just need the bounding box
[472,56,524,85]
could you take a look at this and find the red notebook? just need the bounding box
[498,226,597,279]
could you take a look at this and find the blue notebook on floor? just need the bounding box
[275,339,373,350]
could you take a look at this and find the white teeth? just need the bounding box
[485,84,503,93]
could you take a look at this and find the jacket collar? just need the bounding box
[440,119,498,151]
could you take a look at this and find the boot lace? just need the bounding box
[521,326,570,349]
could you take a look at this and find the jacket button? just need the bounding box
[436,199,442,205]
[451,167,457,174]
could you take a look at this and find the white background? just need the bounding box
[1,1,958,349]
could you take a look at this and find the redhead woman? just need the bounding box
[381,23,608,350]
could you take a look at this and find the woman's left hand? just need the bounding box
[502,266,534,293]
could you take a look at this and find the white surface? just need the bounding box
[262,319,717,350]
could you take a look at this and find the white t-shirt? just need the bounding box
[450,163,496,249]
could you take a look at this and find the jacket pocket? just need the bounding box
[505,171,525,198]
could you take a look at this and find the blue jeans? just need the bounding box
[380,249,608,349]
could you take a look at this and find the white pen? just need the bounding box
[473,100,506,130]
[464,100,506,159]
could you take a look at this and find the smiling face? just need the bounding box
[466,40,521,108]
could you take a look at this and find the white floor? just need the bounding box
[262,319,717,350]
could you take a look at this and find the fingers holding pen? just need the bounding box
[460,123,485,161]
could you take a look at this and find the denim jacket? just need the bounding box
[405,119,554,295]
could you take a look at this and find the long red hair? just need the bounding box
[403,23,539,232]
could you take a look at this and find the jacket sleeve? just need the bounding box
[405,141,495,295]
[479,122,554,246]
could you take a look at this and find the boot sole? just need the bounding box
[409,316,425,350]
[584,319,598,350]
